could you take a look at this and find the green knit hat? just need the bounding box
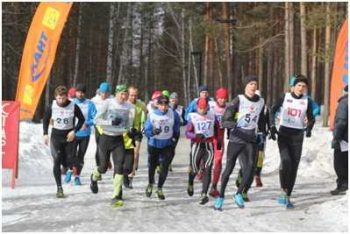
[115,84,128,93]
[162,90,170,98]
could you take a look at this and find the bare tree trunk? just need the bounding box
[258,36,264,94]
[289,3,294,77]
[88,20,95,89]
[187,46,191,105]
[144,15,152,102]
[181,9,187,105]
[106,3,116,84]
[266,6,274,105]
[311,27,317,99]
[72,3,82,87]
[128,4,134,68]
[204,2,213,87]
[248,52,253,75]
[139,6,145,90]
[45,79,50,110]
[266,46,273,105]
[300,2,307,76]
[222,2,232,98]
[284,2,290,90]
[189,18,199,95]
[214,38,223,88]
[117,3,131,84]
[273,48,279,103]
[323,3,331,127]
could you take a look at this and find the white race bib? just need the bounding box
[150,109,175,140]
[280,93,308,129]
[189,111,215,138]
[52,101,75,130]
[236,95,264,130]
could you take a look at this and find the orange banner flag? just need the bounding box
[15,2,73,120]
[329,19,348,129]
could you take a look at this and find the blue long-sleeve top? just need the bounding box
[310,98,321,116]
[144,108,180,148]
[185,97,214,121]
[73,98,97,137]
[185,98,198,121]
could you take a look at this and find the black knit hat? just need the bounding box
[293,74,308,86]
[242,75,258,87]
[198,85,209,93]
[76,83,86,93]
[157,95,169,105]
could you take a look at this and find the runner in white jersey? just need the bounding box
[90,84,137,207]
[214,75,266,210]
[269,75,315,209]
[43,86,85,198]
[207,88,228,197]
[235,89,270,189]
[186,98,220,205]
[91,82,112,170]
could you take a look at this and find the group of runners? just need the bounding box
[43,74,325,210]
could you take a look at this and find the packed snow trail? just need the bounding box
[2,120,348,232]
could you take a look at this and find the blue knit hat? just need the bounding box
[289,75,297,86]
[99,82,110,93]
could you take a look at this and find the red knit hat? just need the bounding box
[215,87,228,99]
[151,90,162,100]
[68,87,76,98]
[197,98,208,109]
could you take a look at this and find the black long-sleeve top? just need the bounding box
[269,92,315,136]
[43,100,85,138]
[333,95,348,142]
[222,94,266,143]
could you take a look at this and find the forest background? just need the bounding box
[2,2,348,124]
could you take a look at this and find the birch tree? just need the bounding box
[310,27,317,99]
[222,2,232,99]
[72,3,83,87]
[284,2,291,90]
[106,3,117,84]
[323,3,331,127]
[300,2,307,76]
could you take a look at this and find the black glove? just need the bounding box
[112,117,122,126]
[196,133,206,140]
[127,128,138,139]
[269,126,278,141]
[256,133,265,146]
[306,129,312,138]
[171,137,177,146]
[332,139,340,150]
[217,140,222,150]
[152,128,162,135]
[226,129,231,139]
[134,131,143,142]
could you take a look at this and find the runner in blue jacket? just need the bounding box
[68,84,97,185]
[144,95,180,200]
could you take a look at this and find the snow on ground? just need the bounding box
[2,119,348,232]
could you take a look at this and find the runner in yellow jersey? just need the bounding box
[125,86,147,188]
